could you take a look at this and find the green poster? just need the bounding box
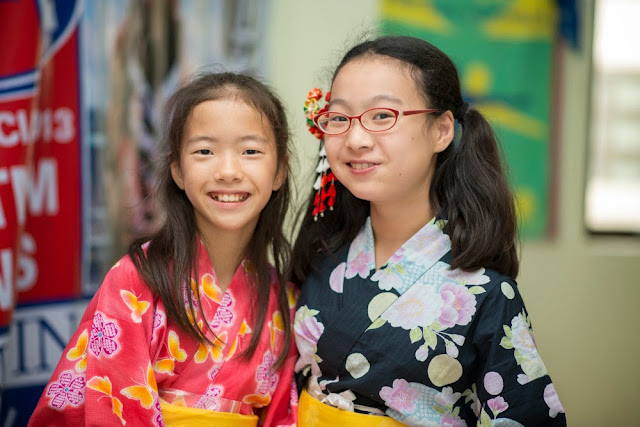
[381,0,557,239]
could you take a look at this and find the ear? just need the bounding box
[433,110,455,153]
[272,154,288,191]
[170,160,185,190]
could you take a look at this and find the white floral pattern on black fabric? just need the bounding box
[295,211,566,426]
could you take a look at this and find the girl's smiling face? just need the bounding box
[171,98,284,241]
[324,55,453,211]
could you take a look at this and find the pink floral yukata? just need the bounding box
[29,240,298,426]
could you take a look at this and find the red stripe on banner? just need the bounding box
[20,29,82,304]
[0,0,41,330]
[1,2,83,423]
[0,0,40,78]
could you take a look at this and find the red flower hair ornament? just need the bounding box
[303,88,337,220]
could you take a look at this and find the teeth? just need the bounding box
[213,194,247,202]
[351,163,373,170]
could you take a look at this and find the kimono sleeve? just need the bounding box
[28,257,164,427]
[470,277,566,426]
[259,283,299,427]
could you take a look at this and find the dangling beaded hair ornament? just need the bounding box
[304,88,336,221]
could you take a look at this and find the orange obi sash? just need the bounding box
[160,401,258,427]
[298,388,405,427]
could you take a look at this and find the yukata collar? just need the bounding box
[345,213,452,294]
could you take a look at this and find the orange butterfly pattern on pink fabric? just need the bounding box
[226,318,252,361]
[201,273,223,303]
[66,329,88,372]
[121,363,158,409]
[120,290,150,323]
[153,330,187,375]
[86,376,126,425]
[195,331,227,363]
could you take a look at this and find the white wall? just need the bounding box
[268,1,640,425]
[267,1,380,203]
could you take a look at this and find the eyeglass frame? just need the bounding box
[313,107,440,135]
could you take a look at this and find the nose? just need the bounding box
[214,152,243,182]
[343,118,374,151]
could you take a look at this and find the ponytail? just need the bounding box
[432,107,519,277]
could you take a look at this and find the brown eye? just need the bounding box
[373,112,393,120]
[330,114,348,122]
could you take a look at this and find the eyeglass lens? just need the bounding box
[317,108,398,134]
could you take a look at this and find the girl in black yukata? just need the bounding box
[291,35,566,426]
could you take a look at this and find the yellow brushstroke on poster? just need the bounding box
[477,102,546,140]
[482,0,556,40]
[462,62,544,140]
[381,0,453,34]
[514,187,538,226]
[464,62,493,96]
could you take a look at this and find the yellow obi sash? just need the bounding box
[160,401,258,427]
[298,389,405,427]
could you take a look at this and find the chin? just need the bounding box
[345,187,376,202]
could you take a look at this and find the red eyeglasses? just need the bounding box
[314,108,439,135]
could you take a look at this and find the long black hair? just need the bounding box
[128,72,292,368]
[292,35,518,284]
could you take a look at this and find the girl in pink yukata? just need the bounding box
[30,72,298,426]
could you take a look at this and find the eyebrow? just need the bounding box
[329,94,404,110]
[185,135,270,145]
[186,135,216,145]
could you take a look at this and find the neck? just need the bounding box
[370,201,434,269]
[198,227,253,293]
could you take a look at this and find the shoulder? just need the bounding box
[308,247,350,279]
[436,262,524,325]
[75,253,161,339]
[96,253,157,304]
[103,241,153,284]
[102,253,141,284]
[468,267,533,338]
[477,267,522,306]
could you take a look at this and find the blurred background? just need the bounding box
[1,0,638,425]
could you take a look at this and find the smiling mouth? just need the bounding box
[349,162,376,170]
[211,193,249,202]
